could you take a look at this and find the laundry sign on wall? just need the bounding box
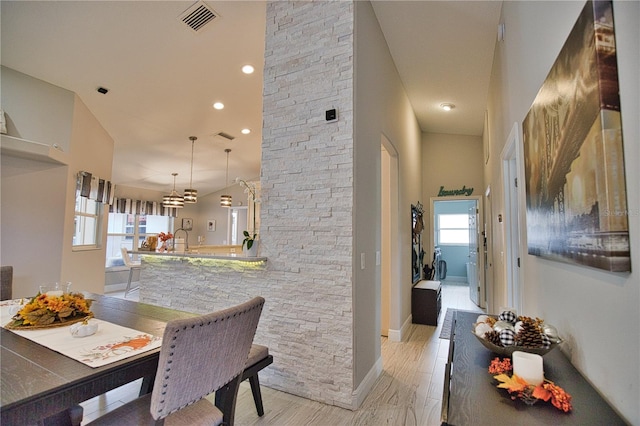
[437,185,474,197]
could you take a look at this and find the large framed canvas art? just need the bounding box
[522,0,630,272]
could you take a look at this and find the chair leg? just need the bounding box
[248,374,265,416]
[124,267,140,298]
[124,267,134,298]
[215,375,242,426]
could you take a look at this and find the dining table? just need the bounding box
[1,292,197,425]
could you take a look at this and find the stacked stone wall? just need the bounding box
[141,1,356,408]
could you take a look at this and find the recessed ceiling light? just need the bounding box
[242,65,255,74]
[213,102,224,110]
[440,103,455,111]
[241,128,251,135]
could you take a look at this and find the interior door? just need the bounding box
[468,203,480,306]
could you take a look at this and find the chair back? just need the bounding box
[120,247,139,267]
[1,265,12,301]
[149,296,265,420]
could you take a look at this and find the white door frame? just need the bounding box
[500,123,526,313]
[380,135,401,341]
[484,184,494,313]
[429,195,485,307]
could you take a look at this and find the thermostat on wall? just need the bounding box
[325,108,337,122]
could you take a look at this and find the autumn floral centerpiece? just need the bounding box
[489,357,573,412]
[6,292,93,329]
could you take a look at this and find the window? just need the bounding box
[437,214,469,245]
[73,196,102,249]
[106,213,172,266]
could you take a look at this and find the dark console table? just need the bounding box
[441,311,627,425]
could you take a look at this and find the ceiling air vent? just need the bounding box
[178,1,218,33]
[214,131,236,142]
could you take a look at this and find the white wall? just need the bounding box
[115,183,250,248]
[61,96,114,292]
[486,1,639,422]
[188,184,249,246]
[354,1,423,386]
[1,68,114,296]
[0,66,74,151]
[422,132,484,254]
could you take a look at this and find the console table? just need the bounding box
[441,311,626,425]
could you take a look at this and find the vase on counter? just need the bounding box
[243,240,259,257]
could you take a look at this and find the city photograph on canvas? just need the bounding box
[522,0,630,272]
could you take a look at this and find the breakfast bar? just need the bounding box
[133,251,267,311]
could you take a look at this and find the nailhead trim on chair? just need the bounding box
[155,299,264,418]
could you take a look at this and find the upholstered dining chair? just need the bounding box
[87,296,265,426]
[120,247,141,298]
[1,265,13,301]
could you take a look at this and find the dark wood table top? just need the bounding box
[443,311,627,426]
[1,293,196,425]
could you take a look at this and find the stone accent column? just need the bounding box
[259,0,356,407]
[140,1,357,408]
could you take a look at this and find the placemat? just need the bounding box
[1,301,162,368]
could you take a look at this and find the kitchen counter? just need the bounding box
[135,250,268,309]
[132,250,266,263]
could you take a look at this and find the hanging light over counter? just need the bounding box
[220,148,232,207]
[163,172,184,208]
[184,136,198,203]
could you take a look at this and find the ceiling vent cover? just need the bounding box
[214,131,236,142]
[178,1,218,33]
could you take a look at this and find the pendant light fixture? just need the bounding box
[184,136,198,203]
[220,148,232,207]
[163,172,184,208]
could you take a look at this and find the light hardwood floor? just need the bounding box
[81,283,483,425]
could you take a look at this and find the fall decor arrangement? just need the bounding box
[489,357,573,412]
[473,311,561,356]
[157,232,174,252]
[6,292,93,329]
[158,232,173,243]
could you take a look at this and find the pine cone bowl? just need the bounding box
[473,332,560,356]
[472,312,562,356]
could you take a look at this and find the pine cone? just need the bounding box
[485,330,503,347]
[516,317,544,348]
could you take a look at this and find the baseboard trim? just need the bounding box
[104,283,127,293]
[387,314,413,342]
[351,355,383,409]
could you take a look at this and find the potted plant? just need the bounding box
[242,230,258,257]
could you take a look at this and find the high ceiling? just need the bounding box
[1,1,501,196]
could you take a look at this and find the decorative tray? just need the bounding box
[5,314,92,330]
[473,332,560,356]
